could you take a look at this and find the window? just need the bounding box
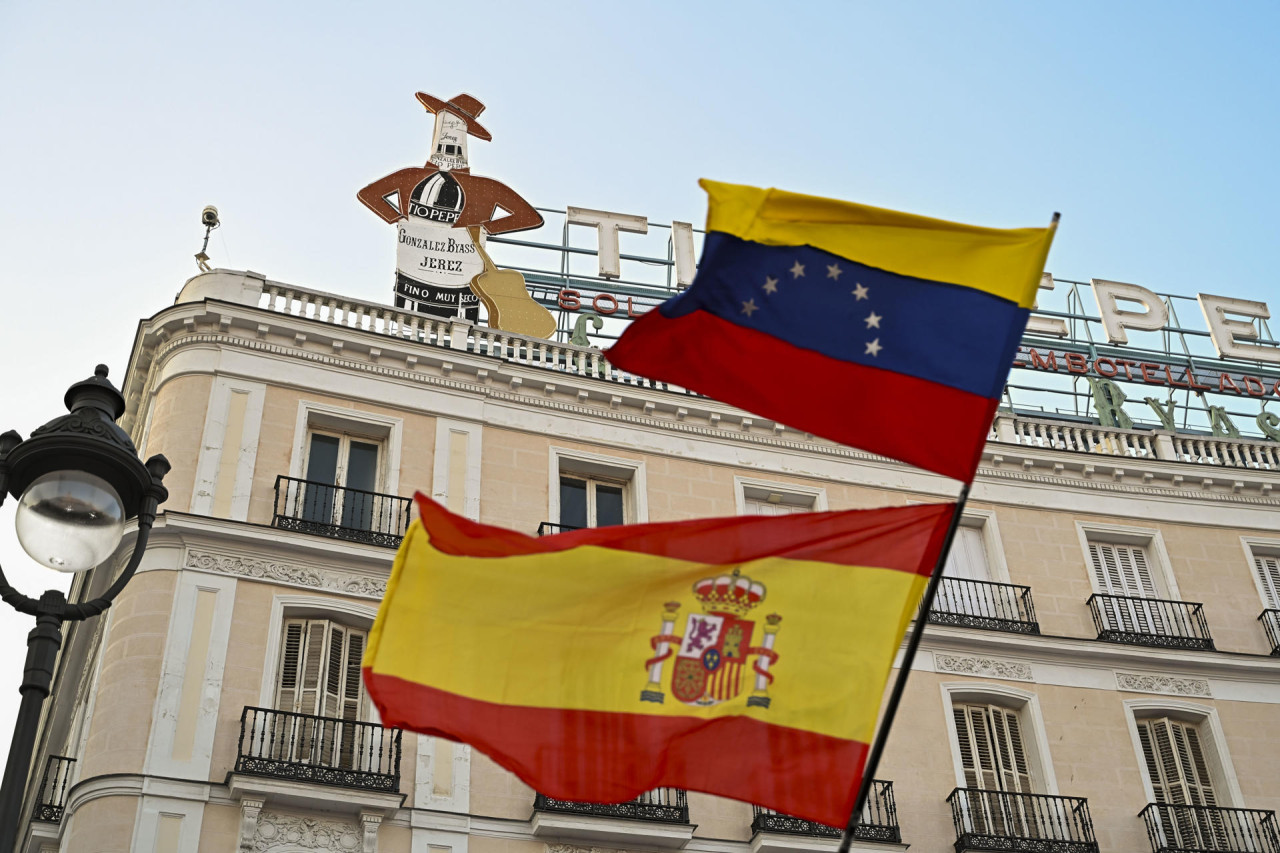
[275,617,371,770]
[951,701,1041,837]
[559,475,625,528]
[276,618,369,721]
[1242,540,1280,610]
[1136,716,1232,849]
[735,477,827,516]
[944,526,991,582]
[1088,542,1159,599]
[550,447,647,528]
[301,430,384,531]
[954,703,1031,794]
[1137,717,1218,807]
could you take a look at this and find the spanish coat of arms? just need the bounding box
[642,569,781,708]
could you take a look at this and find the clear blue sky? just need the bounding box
[1,0,1279,760]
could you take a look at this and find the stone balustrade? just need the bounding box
[237,277,1280,474]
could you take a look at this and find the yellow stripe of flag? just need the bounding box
[366,520,925,744]
[701,179,1054,308]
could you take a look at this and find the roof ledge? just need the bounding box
[176,269,266,307]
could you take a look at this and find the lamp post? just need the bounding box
[0,365,169,852]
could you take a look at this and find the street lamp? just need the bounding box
[0,365,169,851]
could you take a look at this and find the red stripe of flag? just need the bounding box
[606,307,999,482]
[366,670,867,828]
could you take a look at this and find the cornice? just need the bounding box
[125,305,1280,510]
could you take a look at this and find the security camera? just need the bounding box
[201,205,220,229]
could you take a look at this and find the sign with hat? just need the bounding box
[358,92,556,336]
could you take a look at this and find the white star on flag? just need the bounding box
[741,299,759,317]
[827,264,843,280]
[852,283,869,300]
[790,261,806,278]
[865,338,882,357]
[865,312,882,329]
[762,276,779,294]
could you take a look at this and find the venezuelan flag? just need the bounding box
[364,494,953,827]
[606,180,1056,482]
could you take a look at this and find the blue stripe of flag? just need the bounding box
[661,232,1030,400]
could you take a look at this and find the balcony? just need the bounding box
[929,578,1040,635]
[751,780,900,844]
[947,789,1099,853]
[537,521,582,536]
[272,475,412,548]
[1259,610,1280,656]
[233,706,401,794]
[532,788,694,848]
[535,788,689,823]
[1140,803,1280,853]
[31,755,74,824]
[1087,594,1215,651]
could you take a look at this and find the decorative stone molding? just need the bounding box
[135,327,1280,507]
[548,845,630,853]
[252,813,364,852]
[185,550,386,599]
[1115,672,1212,697]
[935,653,1034,682]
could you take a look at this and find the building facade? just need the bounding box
[14,262,1280,853]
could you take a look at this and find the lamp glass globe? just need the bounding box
[15,471,126,573]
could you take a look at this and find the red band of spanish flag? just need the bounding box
[364,495,954,827]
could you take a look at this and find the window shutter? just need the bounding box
[276,619,329,715]
[1138,717,1218,807]
[944,526,989,581]
[1253,556,1280,609]
[991,707,1032,793]
[276,621,305,712]
[1090,542,1157,597]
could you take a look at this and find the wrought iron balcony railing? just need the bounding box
[272,475,412,548]
[1140,803,1280,853]
[534,788,689,823]
[235,706,402,793]
[1087,594,1215,650]
[929,578,1041,635]
[947,788,1099,853]
[751,780,900,843]
[537,521,583,536]
[32,755,74,823]
[1259,610,1280,656]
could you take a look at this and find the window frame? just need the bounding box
[258,595,381,723]
[288,400,403,497]
[1124,699,1243,808]
[549,447,647,527]
[1240,536,1280,610]
[733,476,828,516]
[941,682,1059,795]
[1076,521,1181,600]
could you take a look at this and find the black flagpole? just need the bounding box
[836,482,971,853]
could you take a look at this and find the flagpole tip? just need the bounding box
[1051,211,1061,225]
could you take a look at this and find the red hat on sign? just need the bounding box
[415,92,493,141]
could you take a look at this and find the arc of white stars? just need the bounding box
[865,312,882,329]
[827,264,843,280]
[865,338,882,357]
[790,260,806,278]
[762,276,778,294]
[852,283,869,300]
[741,299,759,317]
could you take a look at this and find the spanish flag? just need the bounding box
[606,180,1056,483]
[364,495,954,826]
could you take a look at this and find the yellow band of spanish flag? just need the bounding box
[364,496,953,827]
[701,178,1054,307]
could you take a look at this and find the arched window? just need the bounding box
[275,618,369,722]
